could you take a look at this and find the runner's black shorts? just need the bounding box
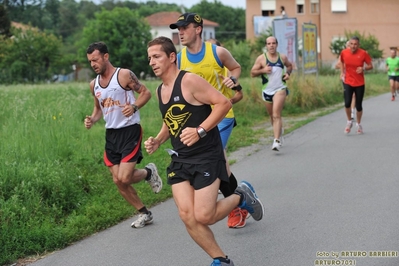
[388,75,399,82]
[104,124,143,167]
[167,160,229,190]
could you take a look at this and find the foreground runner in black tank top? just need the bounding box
[145,36,265,266]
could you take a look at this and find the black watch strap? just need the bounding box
[132,104,139,112]
[230,76,237,84]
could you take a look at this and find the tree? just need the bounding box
[2,0,38,25]
[223,39,255,77]
[0,4,11,37]
[330,38,347,58]
[44,0,60,31]
[251,29,273,55]
[0,26,63,83]
[135,1,181,17]
[58,0,79,39]
[330,30,383,59]
[78,7,152,75]
[190,0,245,42]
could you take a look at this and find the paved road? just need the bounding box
[30,93,399,266]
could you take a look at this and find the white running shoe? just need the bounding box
[357,124,363,134]
[344,121,353,134]
[272,139,281,151]
[131,211,153,228]
[145,163,163,193]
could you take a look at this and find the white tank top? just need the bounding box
[94,68,140,129]
[262,53,287,95]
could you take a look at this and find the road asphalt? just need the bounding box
[29,93,399,266]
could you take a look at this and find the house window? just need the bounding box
[296,0,304,14]
[261,0,276,16]
[262,10,275,16]
[172,32,179,45]
[310,0,319,13]
[331,0,347,12]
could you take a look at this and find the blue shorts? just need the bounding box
[217,117,235,149]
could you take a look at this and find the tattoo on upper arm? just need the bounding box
[129,71,142,92]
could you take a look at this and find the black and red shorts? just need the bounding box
[104,124,143,166]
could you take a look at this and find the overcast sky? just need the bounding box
[134,0,246,9]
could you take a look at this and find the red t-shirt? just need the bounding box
[340,48,372,87]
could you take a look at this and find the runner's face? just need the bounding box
[390,49,397,58]
[87,50,107,75]
[177,23,200,47]
[349,39,359,53]
[266,38,277,54]
[148,44,173,78]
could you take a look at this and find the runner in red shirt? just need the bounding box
[340,36,373,134]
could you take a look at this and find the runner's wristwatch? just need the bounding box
[197,126,207,138]
[131,104,139,112]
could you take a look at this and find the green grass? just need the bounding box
[0,72,389,265]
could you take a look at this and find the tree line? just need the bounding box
[0,0,384,84]
[0,0,245,84]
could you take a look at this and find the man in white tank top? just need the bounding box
[84,42,163,229]
[251,36,293,151]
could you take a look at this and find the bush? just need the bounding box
[330,30,383,59]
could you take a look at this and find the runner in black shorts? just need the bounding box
[85,41,163,229]
[386,48,399,100]
[340,36,373,134]
[146,36,265,266]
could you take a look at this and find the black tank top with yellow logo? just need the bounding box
[157,71,225,163]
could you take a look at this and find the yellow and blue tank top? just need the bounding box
[178,42,234,118]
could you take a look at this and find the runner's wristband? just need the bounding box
[232,84,242,91]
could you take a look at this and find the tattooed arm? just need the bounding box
[119,68,152,116]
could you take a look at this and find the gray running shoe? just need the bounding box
[145,163,162,193]
[236,181,264,221]
[210,258,235,266]
[131,211,153,228]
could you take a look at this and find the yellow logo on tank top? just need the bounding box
[164,104,192,137]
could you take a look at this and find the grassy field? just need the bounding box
[0,72,389,265]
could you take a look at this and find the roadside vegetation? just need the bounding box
[0,72,389,265]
